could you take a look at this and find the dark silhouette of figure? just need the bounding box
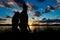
[19,3,30,33]
[12,12,20,32]
[12,3,31,33]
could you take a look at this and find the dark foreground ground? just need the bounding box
[0,32,41,40]
[0,25,60,39]
[0,28,60,40]
[0,31,60,40]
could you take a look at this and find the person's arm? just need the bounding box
[27,25,31,32]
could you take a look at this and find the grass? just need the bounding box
[0,26,60,39]
[0,26,60,33]
[0,26,12,33]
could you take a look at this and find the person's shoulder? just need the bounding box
[15,12,20,14]
[15,12,20,13]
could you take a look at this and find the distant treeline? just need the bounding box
[0,24,60,26]
[0,24,12,26]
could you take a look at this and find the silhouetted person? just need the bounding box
[19,3,30,33]
[12,11,20,32]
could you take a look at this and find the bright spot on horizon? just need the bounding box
[29,26,35,31]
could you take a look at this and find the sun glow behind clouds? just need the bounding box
[28,21,33,26]
[28,20,36,31]
[29,26,36,32]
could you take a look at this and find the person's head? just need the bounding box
[23,3,28,10]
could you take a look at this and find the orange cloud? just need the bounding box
[8,1,15,5]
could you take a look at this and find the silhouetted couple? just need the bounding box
[12,3,30,33]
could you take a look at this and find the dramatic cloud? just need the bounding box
[33,11,42,17]
[32,17,39,21]
[55,3,60,8]
[0,2,5,7]
[37,0,45,2]
[0,0,19,9]
[0,18,7,21]
[44,5,55,13]
[26,3,38,10]
[32,5,38,10]
[13,0,38,10]
[0,1,11,8]
[43,4,60,13]
[32,17,35,20]
[0,1,10,7]
[26,2,32,8]
[13,0,25,7]
[57,0,60,3]
[6,15,12,18]
[42,18,47,20]
[0,0,9,2]
[28,10,42,17]
[0,0,59,18]
[8,1,15,5]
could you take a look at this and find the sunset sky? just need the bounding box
[0,0,60,24]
